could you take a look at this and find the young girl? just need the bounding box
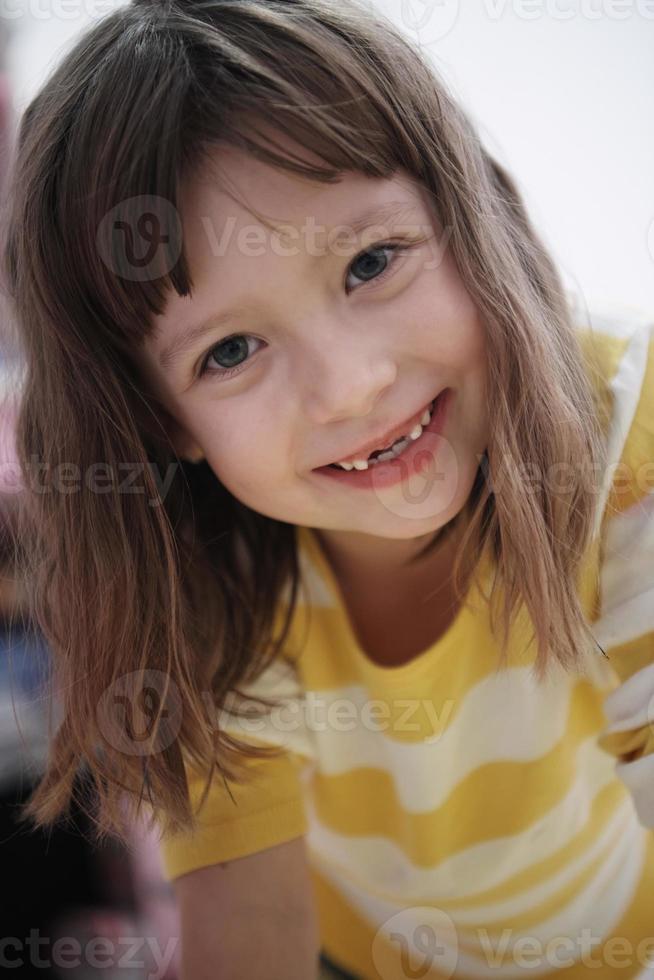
[2,0,653,977]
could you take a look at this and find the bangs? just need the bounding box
[11,0,428,356]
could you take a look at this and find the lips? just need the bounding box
[317,391,444,469]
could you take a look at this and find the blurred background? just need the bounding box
[0,1,652,977]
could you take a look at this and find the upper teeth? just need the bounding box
[334,401,435,471]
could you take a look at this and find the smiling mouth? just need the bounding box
[322,391,443,471]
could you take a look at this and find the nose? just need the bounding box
[301,327,398,426]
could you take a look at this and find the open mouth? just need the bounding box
[327,395,439,471]
[310,387,452,491]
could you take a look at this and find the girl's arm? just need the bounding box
[154,649,319,974]
[172,835,320,980]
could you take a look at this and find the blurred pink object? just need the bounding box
[0,70,12,195]
[0,58,24,502]
[0,54,176,973]
[0,400,24,497]
[127,812,182,980]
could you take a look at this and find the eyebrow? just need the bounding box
[159,307,249,372]
[158,200,417,371]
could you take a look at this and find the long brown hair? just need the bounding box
[0,0,607,845]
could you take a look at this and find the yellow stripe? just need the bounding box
[598,725,654,763]
[596,632,654,763]
[455,815,627,939]
[158,738,307,881]
[439,778,628,911]
[577,327,627,439]
[301,611,537,741]
[313,829,654,979]
[299,564,543,701]
[599,632,654,686]
[459,830,654,979]
[576,326,654,517]
[605,332,654,516]
[312,865,399,980]
[299,527,603,700]
[311,680,607,862]
[306,780,629,911]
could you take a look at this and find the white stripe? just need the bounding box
[279,531,336,608]
[594,589,654,652]
[594,495,654,649]
[600,659,654,824]
[312,811,646,979]
[454,807,632,928]
[217,656,317,761]
[601,496,654,611]
[615,753,654,830]
[306,665,585,813]
[591,320,651,540]
[578,305,654,340]
[601,662,654,734]
[437,806,630,927]
[305,735,620,903]
[456,817,646,977]
[0,359,25,407]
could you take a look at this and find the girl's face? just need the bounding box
[139,133,489,543]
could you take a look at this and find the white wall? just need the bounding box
[374,0,654,319]
[6,0,653,317]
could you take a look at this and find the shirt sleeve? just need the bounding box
[157,652,316,881]
[593,318,654,828]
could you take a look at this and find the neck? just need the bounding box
[312,505,471,592]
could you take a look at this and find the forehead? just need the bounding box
[178,131,431,275]
[145,130,435,367]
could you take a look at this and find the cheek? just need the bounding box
[203,420,289,487]
[406,256,484,355]
[460,314,487,370]
[408,294,485,369]
[437,292,487,369]
[431,250,486,353]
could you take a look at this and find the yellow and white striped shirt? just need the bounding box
[159,307,654,979]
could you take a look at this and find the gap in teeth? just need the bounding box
[330,397,437,470]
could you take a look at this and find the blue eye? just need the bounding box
[198,240,412,380]
[345,242,406,291]
[199,334,262,380]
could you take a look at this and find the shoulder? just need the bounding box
[574,304,654,661]
[573,303,654,522]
